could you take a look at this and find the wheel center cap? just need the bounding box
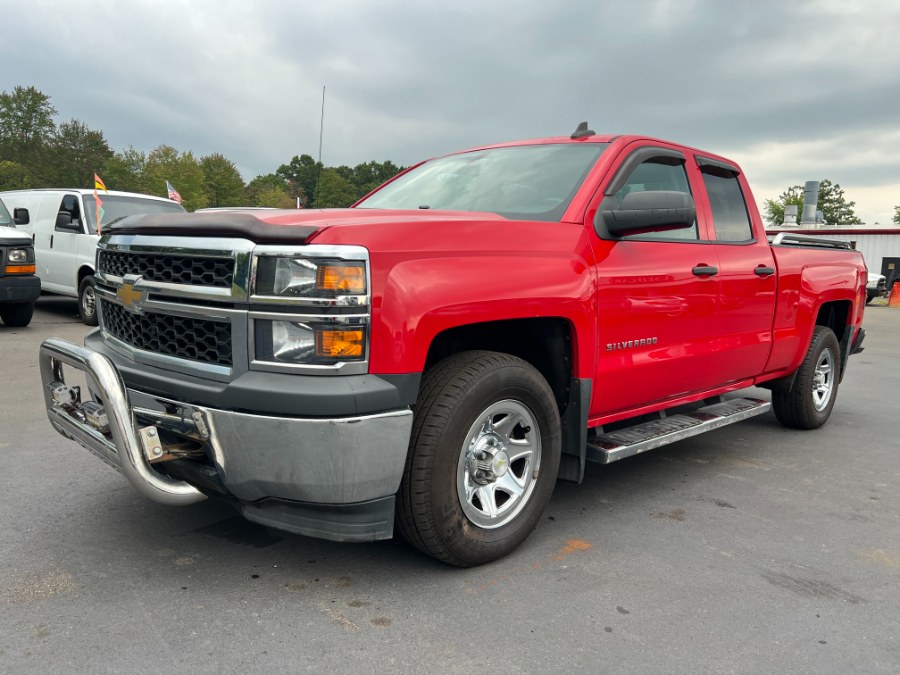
[491,451,510,477]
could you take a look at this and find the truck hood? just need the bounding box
[0,225,31,246]
[102,208,509,245]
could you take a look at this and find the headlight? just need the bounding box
[250,247,370,373]
[254,319,367,365]
[255,257,366,299]
[8,248,28,264]
[5,247,35,274]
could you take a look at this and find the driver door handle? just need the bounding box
[692,265,718,277]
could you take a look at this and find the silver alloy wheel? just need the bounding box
[811,347,835,411]
[456,399,542,529]
[82,283,96,318]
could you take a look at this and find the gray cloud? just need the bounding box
[2,0,898,221]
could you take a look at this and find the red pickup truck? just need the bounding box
[39,126,867,566]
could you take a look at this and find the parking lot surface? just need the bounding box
[2,296,899,673]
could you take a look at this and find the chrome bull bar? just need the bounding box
[39,337,205,506]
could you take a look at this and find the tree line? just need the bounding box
[0,85,404,211]
[3,85,896,223]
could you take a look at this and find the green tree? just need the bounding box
[894,206,899,224]
[200,153,245,207]
[144,145,207,210]
[49,119,114,187]
[102,146,148,193]
[0,159,33,190]
[764,179,863,225]
[0,85,57,186]
[246,173,292,207]
[315,168,357,208]
[276,154,321,206]
[351,159,403,200]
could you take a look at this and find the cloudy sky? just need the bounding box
[3,0,898,223]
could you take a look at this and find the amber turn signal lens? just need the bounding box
[6,264,36,275]
[316,329,365,359]
[316,264,365,294]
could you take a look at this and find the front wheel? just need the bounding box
[397,351,561,567]
[78,275,98,326]
[0,302,34,327]
[772,326,841,429]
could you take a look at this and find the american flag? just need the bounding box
[166,180,183,204]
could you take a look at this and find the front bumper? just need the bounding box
[0,276,41,303]
[39,337,414,542]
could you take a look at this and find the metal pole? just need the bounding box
[318,86,325,164]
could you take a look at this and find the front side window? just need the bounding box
[83,195,186,233]
[701,170,753,242]
[613,159,697,241]
[57,194,83,231]
[0,198,12,227]
[356,143,609,222]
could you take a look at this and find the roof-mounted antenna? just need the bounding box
[570,121,595,139]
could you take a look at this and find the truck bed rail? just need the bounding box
[770,232,853,250]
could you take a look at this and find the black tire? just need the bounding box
[78,275,98,326]
[772,326,841,430]
[397,350,561,567]
[0,302,34,327]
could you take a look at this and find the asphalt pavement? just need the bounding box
[1,295,898,673]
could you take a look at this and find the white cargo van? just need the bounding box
[1,189,185,324]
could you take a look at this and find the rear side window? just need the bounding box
[702,170,753,242]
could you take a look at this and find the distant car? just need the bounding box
[867,272,887,304]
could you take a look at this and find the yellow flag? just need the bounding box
[94,173,107,191]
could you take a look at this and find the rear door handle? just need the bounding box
[754,265,775,276]
[692,265,718,277]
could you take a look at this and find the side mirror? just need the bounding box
[55,211,80,232]
[13,207,29,225]
[601,191,696,237]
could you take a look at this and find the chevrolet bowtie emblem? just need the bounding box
[116,282,147,312]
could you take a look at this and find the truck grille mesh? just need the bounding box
[101,300,233,367]
[98,250,233,288]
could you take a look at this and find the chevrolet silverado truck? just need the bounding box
[39,126,867,566]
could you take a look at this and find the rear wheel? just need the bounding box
[397,351,561,567]
[772,326,841,429]
[0,302,34,327]
[78,275,98,326]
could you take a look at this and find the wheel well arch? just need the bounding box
[77,264,95,286]
[815,300,850,343]
[423,317,574,415]
[815,299,853,379]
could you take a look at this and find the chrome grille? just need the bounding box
[101,300,233,367]
[98,250,233,287]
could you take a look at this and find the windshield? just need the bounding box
[83,195,185,233]
[0,198,13,227]
[356,143,609,222]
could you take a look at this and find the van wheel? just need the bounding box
[396,351,561,567]
[79,276,99,326]
[0,302,34,327]
[772,326,841,429]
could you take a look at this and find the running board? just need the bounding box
[586,397,772,465]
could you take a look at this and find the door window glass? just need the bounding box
[614,160,697,240]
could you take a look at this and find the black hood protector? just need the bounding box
[103,212,321,244]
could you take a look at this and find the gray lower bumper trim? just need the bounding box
[241,496,396,543]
